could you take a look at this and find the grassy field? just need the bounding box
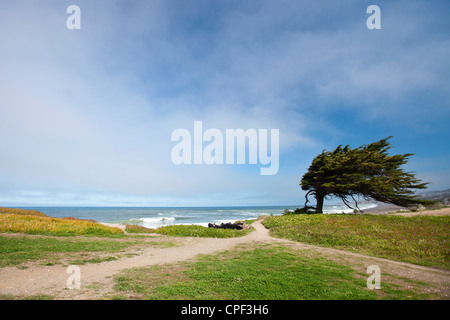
[0,235,133,268]
[0,207,48,217]
[262,214,449,269]
[0,233,180,268]
[1,207,447,300]
[110,244,433,300]
[0,208,250,269]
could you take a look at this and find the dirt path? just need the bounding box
[1,218,449,299]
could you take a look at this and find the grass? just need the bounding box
[0,235,134,268]
[155,224,252,238]
[262,214,450,268]
[111,244,432,300]
[0,233,178,268]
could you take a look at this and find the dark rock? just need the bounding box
[208,222,244,230]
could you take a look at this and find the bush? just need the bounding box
[283,206,317,215]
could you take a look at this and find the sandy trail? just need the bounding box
[0,216,449,299]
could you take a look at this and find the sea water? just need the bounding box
[20,203,378,229]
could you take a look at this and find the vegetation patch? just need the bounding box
[155,224,252,238]
[0,233,179,268]
[262,214,449,268]
[0,213,124,237]
[124,224,156,234]
[0,235,134,268]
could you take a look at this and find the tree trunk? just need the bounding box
[315,192,325,213]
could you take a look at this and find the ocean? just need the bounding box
[21,203,378,229]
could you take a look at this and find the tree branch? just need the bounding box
[340,195,355,211]
[304,190,313,207]
[350,194,362,213]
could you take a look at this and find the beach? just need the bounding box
[12,203,381,230]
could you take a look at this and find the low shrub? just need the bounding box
[0,207,47,217]
[155,224,251,238]
[0,213,124,236]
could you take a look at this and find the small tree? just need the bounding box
[300,137,432,213]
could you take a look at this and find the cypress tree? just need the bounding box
[300,137,432,213]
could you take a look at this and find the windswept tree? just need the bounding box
[300,137,432,213]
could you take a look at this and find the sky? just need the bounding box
[0,0,449,207]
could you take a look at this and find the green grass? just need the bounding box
[262,214,450,268]
[124,224,156,234]
[112,244,432,300]
[0,234,178,268]
[0,235,139,268]
[155,224,252,238]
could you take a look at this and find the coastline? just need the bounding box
[1,205,449,300]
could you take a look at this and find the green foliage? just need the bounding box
[301,137,432,213]
[0,213,124,236]
[155,224,252,238]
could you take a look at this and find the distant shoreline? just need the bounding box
[363,202,406,214]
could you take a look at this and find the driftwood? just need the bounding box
[208,222,244,230]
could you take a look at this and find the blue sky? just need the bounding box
[0,0,449,206]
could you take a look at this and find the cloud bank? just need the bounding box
[0,0,449,206]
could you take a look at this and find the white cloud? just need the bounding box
[0,0,448,205]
